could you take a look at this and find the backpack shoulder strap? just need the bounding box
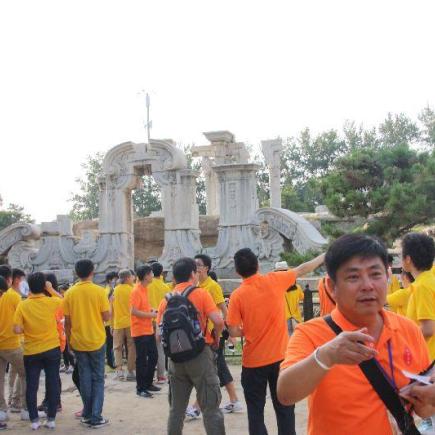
[181,285,198,299]
[323,315,420,435]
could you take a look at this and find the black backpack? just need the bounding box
[160,285,206,363]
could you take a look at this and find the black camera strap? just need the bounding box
[323,315,420,435]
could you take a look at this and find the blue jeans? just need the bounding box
[23,347,61,422]
[75,345,105,423]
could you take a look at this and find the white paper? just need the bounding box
[402,370,433,385]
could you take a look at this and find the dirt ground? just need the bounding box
[5,364,308,434]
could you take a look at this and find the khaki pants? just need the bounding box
[113,328,136,373]
[8,364,22,408]
[0,348,26,411]
[156,330,166,378]
[168,346,225,435]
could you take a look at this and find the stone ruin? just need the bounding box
[0,131,327,283]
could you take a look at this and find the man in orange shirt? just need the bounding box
[226,248,324,435]
[130,265,160,398]
[157,257,225,435]
[277,234,435,435]
[317,275,336,316]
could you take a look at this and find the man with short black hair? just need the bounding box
[402,232,435,360]
[157,257,225,435]
[63,259,110,429]
[148,262,170,383]
[0,265,27,423]
[7,268,26,412]
[278,234,434,435]
[112,269,136,380]
[227,248,324,435]
[130,265,159,398]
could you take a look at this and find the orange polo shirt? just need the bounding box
[281,308,430,435]
[317,276,336,316]
[156,281,218,345]
[226,270,296,367]
[130,282,154,337]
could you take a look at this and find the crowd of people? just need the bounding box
[0,231,434,434]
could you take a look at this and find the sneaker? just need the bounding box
[136,390,153,398]
[74,410,83,419]
[31,421,41,430]
[0,422,6,431]
[59,364,66,373]
[185,406,201,421]
[90,418,109,429]
[147,384,161,393]
[0,411,8,422]
[44,420,56,430]
[80,417,92,427]
[65,366,74,374]
[9,405,21,413]
[21,410,46,421]
[156,376,167,384]
[221,400,243,414]
[113,370,124,381]
[125,372,136,381]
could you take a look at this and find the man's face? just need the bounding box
[195,259,208,281]
[126,275,135,285]
[329,256,388,319]
[12,276,24,289]
[144,271,154,285]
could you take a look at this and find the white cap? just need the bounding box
[274,261,289,271]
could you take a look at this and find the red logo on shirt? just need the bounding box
[403,347,413,366]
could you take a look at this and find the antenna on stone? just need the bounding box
[138,90,152,152]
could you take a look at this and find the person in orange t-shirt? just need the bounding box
[130,265,159,398]
[156,257,225,435]
[277,234,435,435]
[226,248,325,435]
[317,275,336,316]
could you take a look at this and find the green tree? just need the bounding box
[69,152,104,221]
[419,106,435,148]
[0,203,33,232]
[70,152,163,221]
[321,145,435,242]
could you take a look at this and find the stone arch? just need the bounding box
[96,139,201,273]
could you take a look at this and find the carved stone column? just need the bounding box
[213,163,260,276]
[261,138,283,209]
[203,157,219,215]
[158,168,202,269]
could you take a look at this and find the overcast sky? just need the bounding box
[1,0,434,223]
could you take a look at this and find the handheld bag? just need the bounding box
[160,285,205,363]
[323,315,420,435]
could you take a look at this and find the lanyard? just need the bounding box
[375,340,397,391]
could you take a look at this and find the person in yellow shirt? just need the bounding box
[13,272,62,430]
[0,265,26,425]
[104,272,118,370]
[112,269,136,381]
[148,262,169,383]
[186,254,242,420]
[387,254,401,294]
[386,270,414,316]
[275,261,305,335]
[402,233,435,360]
[63,259,110,429]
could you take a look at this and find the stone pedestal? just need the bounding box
[213,163,260,275]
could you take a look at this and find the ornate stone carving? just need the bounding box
[0,223,40,256]
[255,207,328,253]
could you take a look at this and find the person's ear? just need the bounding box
[326,275,337,298]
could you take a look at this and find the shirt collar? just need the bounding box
[241,273,260,284]
[199,276,211,286]
[173,281,195,293]
[331,307,398,332]
[28,293,46,299]
[415,270,433,284]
